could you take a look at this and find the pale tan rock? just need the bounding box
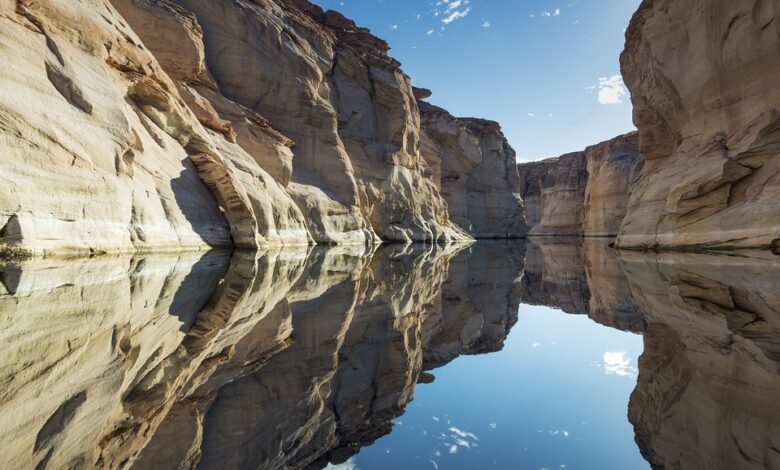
[618,0,780,250]
[517,153,588,235]
[517,133,643,237]
[583,132,643,236]
[419,101,526,238]
[162,0,468,244]
[0,0,316,254]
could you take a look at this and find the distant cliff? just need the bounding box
[0,0,525,255]
[517,132,643,237]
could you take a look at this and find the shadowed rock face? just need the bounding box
[618,0,780,250]
[418,100,526,239]
[0,241,525,469]
[516,133,643,237]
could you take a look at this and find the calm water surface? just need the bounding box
[0,240,777,470]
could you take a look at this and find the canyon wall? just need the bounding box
[1,0,509,256]
[517,132,643,237]
[418,97,526,239]
[618,0,780,250]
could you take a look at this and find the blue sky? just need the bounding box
[313,0,642,161]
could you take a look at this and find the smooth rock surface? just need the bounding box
[618,0,780,250]
[583,132,643,237]
[0,0,316,255]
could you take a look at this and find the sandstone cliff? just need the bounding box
[0,0,482,256]
[618,0,780,250]
[418,98,525,239]
[517,132,642,237]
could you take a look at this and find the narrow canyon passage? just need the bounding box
[1,240,777,469]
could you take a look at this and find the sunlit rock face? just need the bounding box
[621,251,780,470]
[517,153,588,236]
[618,0,780,250]
[0,0,315,254]
[516,133,643,237]
[418,100,526,239]
[137,0,467,244]
[583,132,644,237]
[0,0,473,255]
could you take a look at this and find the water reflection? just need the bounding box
[0,240,777,469]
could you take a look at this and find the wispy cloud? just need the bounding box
[442,7,471,24]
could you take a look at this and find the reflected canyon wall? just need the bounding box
[522,239,780,470]
[2,239,778,469]
[0,241,524,469]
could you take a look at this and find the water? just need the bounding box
[0,240,778,470]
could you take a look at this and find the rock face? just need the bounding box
[618,0,780,250]
[418,100,525,238]
[518,153,588,235]
[583,132,644,236]
[0,0,478,255]
[517,133,643,237]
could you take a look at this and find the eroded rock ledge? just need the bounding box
[1,0,532,255]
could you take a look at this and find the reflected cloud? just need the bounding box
[603,351,637,378]
[325,457,360,470]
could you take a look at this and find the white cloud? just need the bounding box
[528,113,537,118]
[603,351,637,377]
[448,445,458,454]
[482,20,491,28]
[390,24,398,30]
[531,342,541,348]
[442,7,471,24]
[449,427,478,440]
[427,28,435,35]
[596,75,627,104]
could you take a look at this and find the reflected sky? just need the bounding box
[348,305,648,470]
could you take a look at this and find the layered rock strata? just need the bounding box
[618,0,780,250]
[0,0,480,256]
[418,98,525,238]
[517,132,643,237]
